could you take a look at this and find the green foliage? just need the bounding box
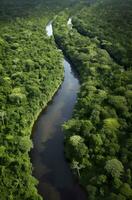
[105,159,124,179]
[65,135,88,160]
[72,0,132,68]
[103,118,120,132]
[0,0,132,199]
[53,1,132,199]
[0,2,65,199]
[120,183,132,198]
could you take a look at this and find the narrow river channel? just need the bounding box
[31,20,87,200]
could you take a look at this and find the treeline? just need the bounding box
[72,0,132,68]
[0,0,81,21]
[0,12,64,200]
[0,0,38,20]
[53,8,132,200]
[0,0,85,199]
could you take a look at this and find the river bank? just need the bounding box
[31,21,87,200]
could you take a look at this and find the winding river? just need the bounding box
[31,20,86,200]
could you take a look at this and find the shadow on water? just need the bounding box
[31,21,87,200]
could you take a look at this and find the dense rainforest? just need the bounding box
[72,0,132,68]
[0,0,132,200]
[53,0,132,199]
[0,0,75,199]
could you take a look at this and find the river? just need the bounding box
[31,20,87,200]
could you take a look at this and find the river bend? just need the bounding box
[31,20,86,200]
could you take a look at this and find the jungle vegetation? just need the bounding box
[0,1,66,199]
[0,0,132,199]
[0,0,84,199]
[53,0,132,199]
[72,0,132,68]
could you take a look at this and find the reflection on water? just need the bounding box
[67,18,72,29]
[46,21,53,37]
[31,22,87,200]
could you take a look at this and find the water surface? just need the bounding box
[31,21,87,200]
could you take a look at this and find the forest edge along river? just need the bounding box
[31,19,87,200]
